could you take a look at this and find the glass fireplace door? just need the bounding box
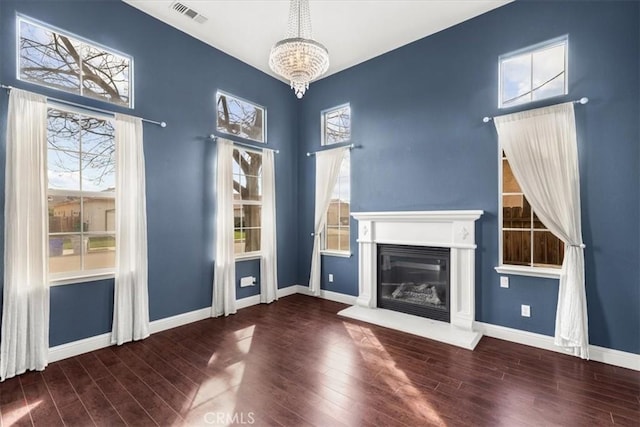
[377,245,450,322]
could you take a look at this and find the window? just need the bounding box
[323,151,351,254]
[499,36,567,108]
[321,104,351,145]
[500,151,564,272]
[233,148,262,257]
[217,91,266,143]
[18,17,132,107]
[47,107,116,281]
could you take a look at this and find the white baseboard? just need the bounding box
[47,287,299,364]
[236,295,261,310]
[149,307,211,334]
[294,284,358,305]
[48,332,112,363]
[236,285,300,309]
[277,285,299,298]
[48,287,638,372]
[49,306,212,363]
[476,322,640,371]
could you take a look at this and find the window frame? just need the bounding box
[496,148,561,279]
[216,90,267,144]
[17,15,134,108]
[232,145,263,260]
[321,103,351,146]
[498,35,568,109]
[321,150,351,258]
[47,103,117,286]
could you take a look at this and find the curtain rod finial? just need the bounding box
[160,121,167,128]
[483,116,492,123]
[578,97,589,105]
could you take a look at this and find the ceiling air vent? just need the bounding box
[170,1,208,24]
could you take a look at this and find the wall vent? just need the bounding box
[170,2,208,23]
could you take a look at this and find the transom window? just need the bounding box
[217,91,266,143]
[499,36,567,108]
[47,106,116,280]
[233,148,262,256]
[500,151,564,269]
[321,104,351,146]
[18,17,132,107]
[323,151,351,254]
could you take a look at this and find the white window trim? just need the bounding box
[494,265,561,279]
[50,271,115,287]
[47,104,116,283]
[235,253,262,261]
[321,150,351,255]
[321,103,351,146]
[498,35,568,109]
[17,15,134,108]
[216,90,267,143]
[497,145,562,279]
[320,249,352,258]
[232,146,263,260]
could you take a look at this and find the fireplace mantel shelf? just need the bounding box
[339,210,484,350]
[351,210,484,222]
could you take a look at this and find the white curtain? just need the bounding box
[1,89,49,380]
[260,149,278,304]
[111,114,150,345]
[494,103,589,359]
[212,139,236,316]
[309,146,349,296]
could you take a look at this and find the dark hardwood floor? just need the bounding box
[0,294,638,426]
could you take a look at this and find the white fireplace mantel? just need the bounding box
[339,210,484,350]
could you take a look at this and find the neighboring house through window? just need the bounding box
[48,106,116,281]
[321,104,351,255]
[18,16,132,107]
[18,16,133,282]
[233,148,263,257]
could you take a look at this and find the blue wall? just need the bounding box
[0,0,299,346]
[0,0,637,356]
[297,1,639,354]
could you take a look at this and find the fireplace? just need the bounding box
[339,210,484,350]
[378,245,450,322]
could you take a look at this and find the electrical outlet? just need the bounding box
[328,274,334,283]
[500,276,509,288]
[240,276,256,287]
[521,304,531,317]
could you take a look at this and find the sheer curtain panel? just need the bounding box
[494,103,589,359]
[213,139,237,316]
[1,89,49,380]
[111,114,150,345]
[260,149,278,303]
[309,146,349,295]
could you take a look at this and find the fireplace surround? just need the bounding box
[339,210,484,350]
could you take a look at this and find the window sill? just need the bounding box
[50,272,115,287]
[235,253,262,262]
[321,250,352,258]
[495,265,561,279]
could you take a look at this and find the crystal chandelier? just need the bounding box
[269,0,329,99]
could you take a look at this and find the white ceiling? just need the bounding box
[123,0,511,82]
